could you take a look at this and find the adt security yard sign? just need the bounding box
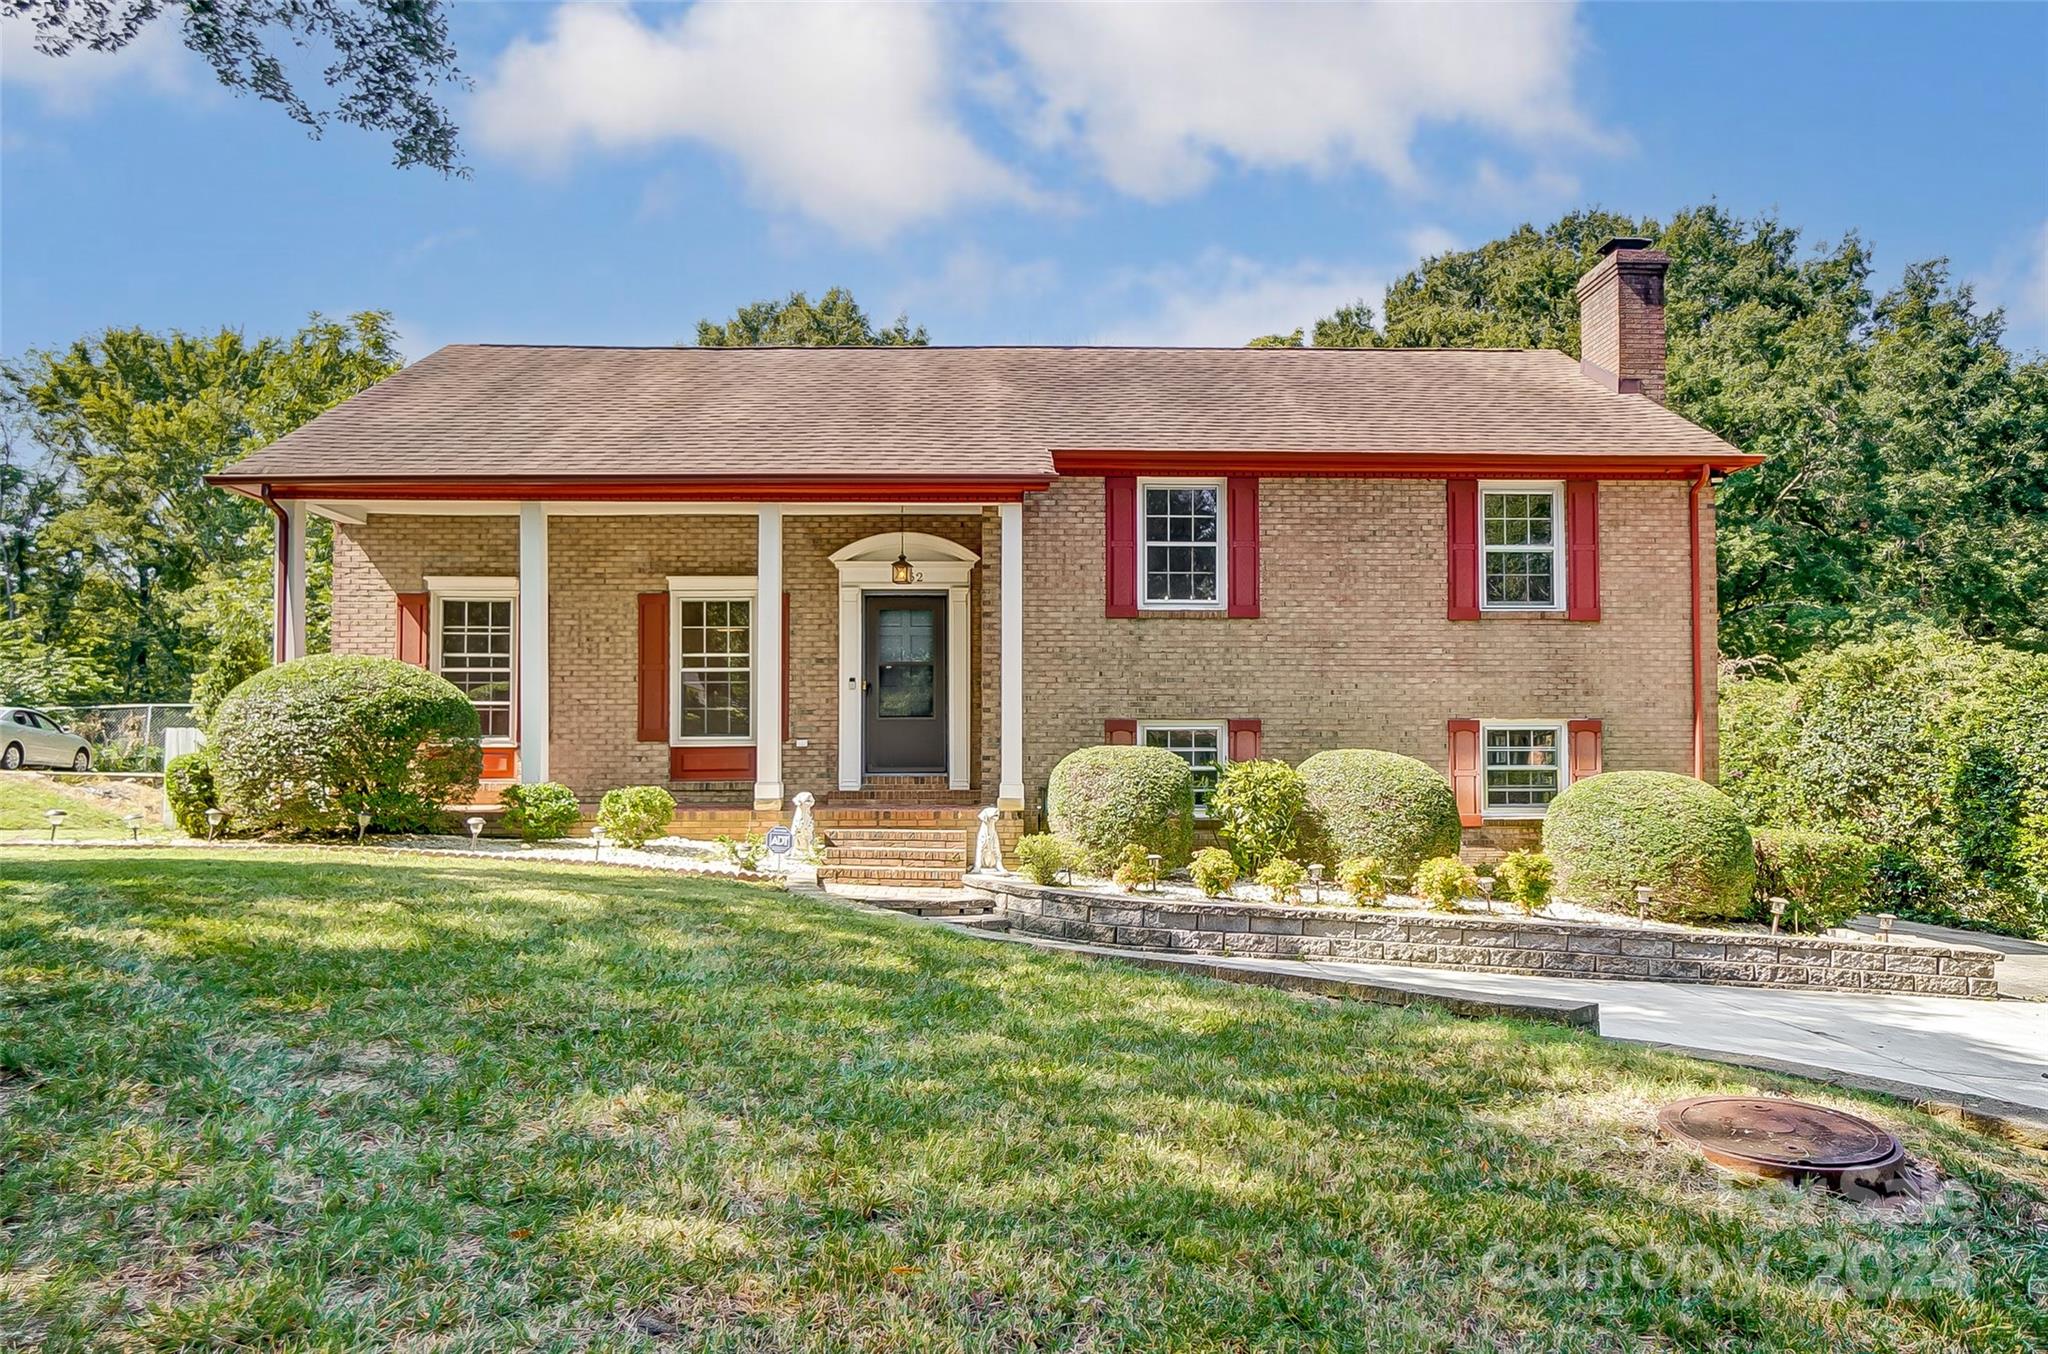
[767,826,794,859]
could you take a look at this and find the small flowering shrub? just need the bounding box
[1211,758,1305,872]
[498,781,581,842]
[1495,849,1555,915]
[1189,847,1240,898]
[1113,842,1161,893]
[717,832,767,871]
[1014,834,1077,886]
[1337,856,1387,906]
[595,785,676,849]
[1414,856,1479,913]
[1255,857,1307,902]
[164,746,219,838]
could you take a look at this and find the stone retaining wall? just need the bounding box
[970,877,2001,999]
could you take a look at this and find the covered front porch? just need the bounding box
[268,495,1031,819]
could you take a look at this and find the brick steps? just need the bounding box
[820,823,970,889]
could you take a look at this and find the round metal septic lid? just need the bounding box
[1657,1096,1904,1181]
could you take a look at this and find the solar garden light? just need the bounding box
[1478,875,1496,909]
[356,810,372,844]
[1146,852,1162,893]
[204,807,224,840]
[1634,884,1653,922]
[466,815,485,845]
[591,826,607,860]
[1875,912,1896,944]
[43,807,66,843]
[1768,895,1788,936]
[122,812,142,842]
[1306,862,1324,904]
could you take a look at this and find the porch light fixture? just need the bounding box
[890,506,915,585]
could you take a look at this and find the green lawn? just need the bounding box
[2,850,2042,1351]
[0,776,171,844]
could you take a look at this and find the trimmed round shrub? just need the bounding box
[164,745,218,838]
[1752,828,1875,933]
[211,655,481,836]
[597,785,677,849]
[1543,772,1756,922]
[1047,745,1194,873]
[1297,750,1462,874]
[1189,847,1240,898]
[1211,758,1305,872]
[500,781,582,842]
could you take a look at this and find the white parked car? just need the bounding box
[0,706,93,771]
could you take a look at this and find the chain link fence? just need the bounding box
[41,703,199,772]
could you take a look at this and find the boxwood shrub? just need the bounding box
[1543,771,1756,922]
[1752,828,1875,933]
[210,655,481,836]
[596,785,677,849]
[164,745,218,838]
[1297,749,1462,874]
[1211,758,1304,872]
[1046,745,1193,873]
[500,781,582,842]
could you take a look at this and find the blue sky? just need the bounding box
[4,2,2045,362]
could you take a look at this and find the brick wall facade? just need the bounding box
[1017,475,1716,818]
[328,475,1719,821]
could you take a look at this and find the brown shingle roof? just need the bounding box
[216,343,1751,484]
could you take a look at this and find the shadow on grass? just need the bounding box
[2,849,2044,1350]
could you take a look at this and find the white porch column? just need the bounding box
[754,507,785,808]
[999,501,1026,809]
[278,499,310,661]
[517,503,550,784]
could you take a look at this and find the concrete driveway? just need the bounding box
[1844,915,2048,1001]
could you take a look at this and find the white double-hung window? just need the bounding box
[1140,480,1225,609]
[426,577,517,742]
[669,577,755,744]
[1139,721,1226,817]
[1480,482,1564,611]
[1481,722,1567,816]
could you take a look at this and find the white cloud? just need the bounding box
[894,244,1060,318]
[995,3,1601,201]
[1403,225,1461,262]
[1094,252,1386,347]
[1975,219,2048,355]
[470,4,1038,245]
[0,14,194,111]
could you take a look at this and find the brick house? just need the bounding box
[211,241,1758,870]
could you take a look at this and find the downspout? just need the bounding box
[260,483,290,665]
[1688,465,1709,780]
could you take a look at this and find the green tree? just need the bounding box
[1,312,401,702]
[0,616,113,706]
[9,0,466,172]
[693,288,928,347]
[1246,330,1304,349]
[1311,206,2048,659]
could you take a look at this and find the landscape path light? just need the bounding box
[44,807,66,843]
[1875,912,1896,944]
[591,826,607,860]
[205,808,224,840]
[1146,852,1162,893]
[466,815,485,845]
[357,810,372,844]
[122,812,142,841]
[1768,896,1788,936]
[1634,884,1653,922]
[1307,863,1324,904]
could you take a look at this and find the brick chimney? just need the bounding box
[1576,236,1670,404]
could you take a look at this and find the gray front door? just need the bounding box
[863,594,946,775]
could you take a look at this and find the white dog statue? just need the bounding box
[973,805,1006,874]
[791,791,817,857]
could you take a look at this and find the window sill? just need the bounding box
[1476,608,1568,620]
[1130,607,1237,620]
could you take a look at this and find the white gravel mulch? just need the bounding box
[381,833,789,879]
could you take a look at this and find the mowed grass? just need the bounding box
[1,851,2043,1351]
[0,776,171,844]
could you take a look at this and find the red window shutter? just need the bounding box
[1568,718,1603,782]
[1446,479,1480,620]
[1105,475,1138,617]
[1566,480,1600,621]
[636,592,668,743]
[1226,718,1262,762]
[1448,718,1482,827]
[395,593,429,666]
[1226,476,1260,618]
[1104,718,1137,746]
